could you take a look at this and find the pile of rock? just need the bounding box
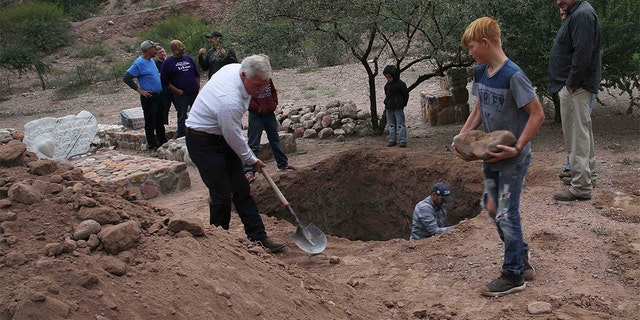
[276,100,375,141]
[0,139,204,262]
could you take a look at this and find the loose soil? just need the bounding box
[1,1,640,319]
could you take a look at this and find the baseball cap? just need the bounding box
[205,31,223,38]
[432,182,453,202]
[140,40,158,52]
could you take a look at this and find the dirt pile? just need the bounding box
[0,142,395,319]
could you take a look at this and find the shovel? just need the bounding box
[261,169,327,254]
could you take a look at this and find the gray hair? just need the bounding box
[240,54,272,80]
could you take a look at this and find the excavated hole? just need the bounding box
[254,148,485,241]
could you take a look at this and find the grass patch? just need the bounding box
[592,225,611,237]
[607,143,628,154]
[620,158,640,165]
[74,42,110,59]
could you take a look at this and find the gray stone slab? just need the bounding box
[23,111,98,161]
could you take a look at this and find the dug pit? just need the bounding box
[253,147,485,241]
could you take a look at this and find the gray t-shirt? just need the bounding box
[471,59,537,171]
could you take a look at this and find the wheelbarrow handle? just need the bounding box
[260,169,302,225]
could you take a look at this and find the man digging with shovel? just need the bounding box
[185,54,287,253]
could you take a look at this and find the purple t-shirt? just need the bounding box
[160,55,200,94]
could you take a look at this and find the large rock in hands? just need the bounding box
[453,130,516,161]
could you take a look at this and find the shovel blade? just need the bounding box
[290,223,327,254]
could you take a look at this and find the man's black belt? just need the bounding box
[187,128,225,141]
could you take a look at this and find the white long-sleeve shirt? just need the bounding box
[185,64,258,165]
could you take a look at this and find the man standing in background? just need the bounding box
[549,0,601,201]
[198,31,238,79]
[123,40,167,152]
[161,39,200,138]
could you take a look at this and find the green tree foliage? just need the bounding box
[234,0,480,130]
[492,0,640,113]
[141,14,209,58]
[234,0,640,119]
[0,1,70,89]
[593,0,640,113]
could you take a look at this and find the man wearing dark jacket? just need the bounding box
[197,31,238,80]
[548,0,600,201]
[383,65,410,147]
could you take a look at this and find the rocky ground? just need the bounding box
[1,0,639,319]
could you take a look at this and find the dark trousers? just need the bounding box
[186,131,267,241]
[160,88,173,125]
[173,92,198,138]
[244,112,288,172]
[140,93,167,149]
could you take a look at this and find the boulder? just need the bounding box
[27,159,58,175]
[0,140,27,167]
[8,183,43,205]
[72,219,102,240]
[98,221,142,254]
[78,207,120,225]
[167,217,205,236]
[453,130,517,160]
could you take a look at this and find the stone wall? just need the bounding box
[71,151,190,200]
[276,100,375,140]
[420,68,470,125]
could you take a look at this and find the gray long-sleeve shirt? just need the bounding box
[548,0,601,94]
[409,197,453,240]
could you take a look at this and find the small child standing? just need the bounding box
[454,17,544,297]
[383,65,409,147]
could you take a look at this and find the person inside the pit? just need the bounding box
[410,182,455,241]
[453,17,544,297]
[382,64,409,148]
[184,54,287,254]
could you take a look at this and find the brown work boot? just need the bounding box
[255,238,287,253]
[553,189,591,201]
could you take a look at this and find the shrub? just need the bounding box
[0,1,70,89]
[141,14,209,58]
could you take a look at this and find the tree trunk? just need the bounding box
[367,72,379,131]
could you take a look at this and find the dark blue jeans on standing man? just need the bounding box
[140,93,167,149]
[186,130,268,241]
[244,112,288,172]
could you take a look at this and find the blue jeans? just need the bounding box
[481,151,531,276]
[140,93,167,149]
[186,131,268,241]
[386,108,406,143]
[244,113,288,172]
[173,92,197,138]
